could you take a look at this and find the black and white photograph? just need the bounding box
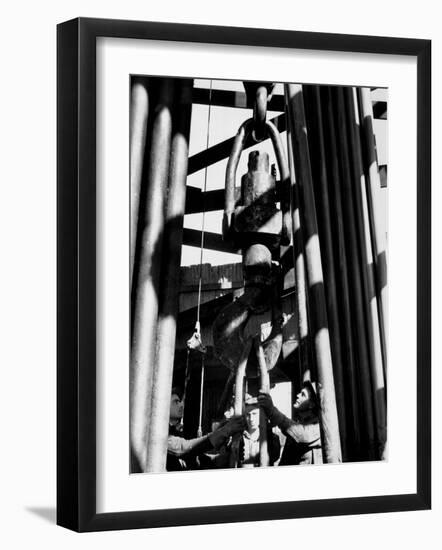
[129,77,388,474]
[0,0,436,544]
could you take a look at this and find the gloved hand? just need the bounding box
[257,392,275,416]
[258,392,291,431]
[209,415,245,449]
[218,415,245,437]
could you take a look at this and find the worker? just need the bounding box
[167,387,245,471]
[257,381,322,465]
[239,396,281,467]
[214,395,280,468]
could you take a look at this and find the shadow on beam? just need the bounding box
[182,228,240,254]
[188,113,287,175]
[193,88,285,111]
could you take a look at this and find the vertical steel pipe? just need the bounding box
[346,87,387,457]
[130,77,150,289]
[197,357,205,438]
[334,87,377,459]
[255,340,270,467]
[321,87,361,460]
[285,84,342,463]
[357,88,388,366]
[229,341,251,468]
[145,79,193,472]
[216,370,235,418]
[285,95,310,383]
[130,79,175,472]
[304,85,348,459]
[234,341,251,415]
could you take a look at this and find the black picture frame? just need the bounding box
[57,17,431,532]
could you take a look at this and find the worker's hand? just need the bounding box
[220,415,245,437]
[209,415,245,449]
[257,392,275,415]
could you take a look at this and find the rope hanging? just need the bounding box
[184,80,213,436]
[196,78,213,329]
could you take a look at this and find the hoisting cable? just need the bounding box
[196,79,213,328]
[185,80,212,437]
[182,347,191,416]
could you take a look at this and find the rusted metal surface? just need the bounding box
[216,118,291,378]
[213,285,265,370]
[213,222,282,370]
[285,83,342,463]
[214,113,290,439]
[243,81,275,141]
[253,85,268,141]
[223,119,253,242]
[145,79,193,472]
[234,152,279,236]
[224,122,291,249]
[130,79,175,472]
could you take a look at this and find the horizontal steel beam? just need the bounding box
[193,87,387,119]
[188,113,286,175]
[193,88,285,111]
[180,281,243,293]
[182,228,240,254]
[185,187,225,214]
[185,181,283,214]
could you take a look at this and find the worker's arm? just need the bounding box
[167,434,212,457]
[285,421,321,445]
[258,392,293,431]
[168,416,245,457]
[258,393,321,445]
